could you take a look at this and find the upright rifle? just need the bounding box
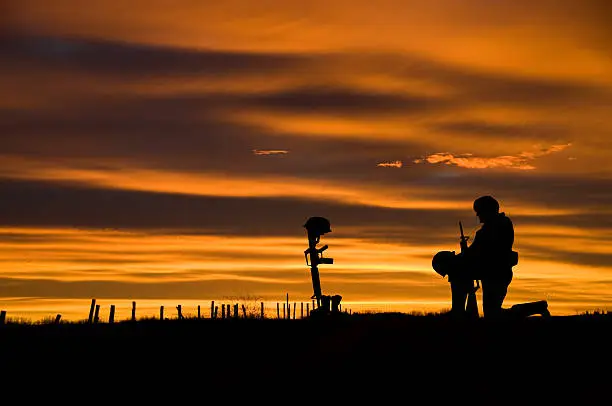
[460,221,480,318]
[303,217,341,315]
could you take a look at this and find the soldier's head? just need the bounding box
[473,195,499,223]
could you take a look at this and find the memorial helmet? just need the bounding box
[303,216,331,236]
[432,250,456,277]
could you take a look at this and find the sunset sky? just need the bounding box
[2,0,612,321]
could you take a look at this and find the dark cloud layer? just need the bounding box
[2,179,612,270]
[520,246,612,269]
[433,121,569,141]
[3,172,612,235]
[1,95,432,182]
[4,33,608,115]
[0,276,286,300]
[4,33,608,184]
[0,179,462,240]
[1,34,309,78]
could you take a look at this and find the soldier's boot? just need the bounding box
[509,300,550,318]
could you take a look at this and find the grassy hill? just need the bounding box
[1,312,609,403]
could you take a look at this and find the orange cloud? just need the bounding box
[377,161,403,168]
[8,1,612,84]
[253,149,289,155]
[414,143,572,170]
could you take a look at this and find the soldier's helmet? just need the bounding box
[473,195,499,215]
[432,250,456,277]
[303,216,331,237]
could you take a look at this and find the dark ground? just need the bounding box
[1,312,610,404]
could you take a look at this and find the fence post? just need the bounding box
[94,304,100,323]
[242,304,247,318]
[283,303,286,319]
[306,303,309,317]
[277,303,280,319]
[222,304,225,319]
[198,305,201,319]
[177,305,183,320]
[214,306,218,318]
[55,314,62,324]
[301,302,304,319]
[211,301,215,318]
[160,306,164,320]
[109,305,115,323]
[1,310,7,324]
[131,301,136,321]
[261,302,264,319]
[88,299,96,323]
[293,302,296,319]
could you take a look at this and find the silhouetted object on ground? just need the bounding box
[507,300,550,318]
[303,216,342,317]
[432,195,550,319]
[461,221,480,319]
[88,299,96,323]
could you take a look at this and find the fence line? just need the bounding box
[0,292,357,324]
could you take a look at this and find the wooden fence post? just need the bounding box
[234,303,238,318]
[277,303,280,319]
[286,293,289,319]
[131,301,136,321]
[242,304,247,318]
[109,305,115,323]
[94,304,100,323]
[160,306,164,320]
[293,302,296,319]
[214,306,218,318]
[261,302,264,319]
[198,305,201,319]
[88,299,96,323]
[306,303,309,316]
[177,305,183,320]
[55,314,62,324]
[1,310,7,325]
[221,304,225,319]
[211,301,215,318]
[283,303,286,319]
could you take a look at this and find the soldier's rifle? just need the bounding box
[460,221,480,318]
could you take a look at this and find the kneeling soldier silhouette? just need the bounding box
[432,195,550,319]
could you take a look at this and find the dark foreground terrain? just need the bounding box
[2,312,610,403]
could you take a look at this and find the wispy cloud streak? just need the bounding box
[252,149,289,155]
[377,161,403,168]
[414,143,572,170]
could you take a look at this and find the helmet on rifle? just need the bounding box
[303,216,331,237]
[473,195,499,215]
[432,250,456,277]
